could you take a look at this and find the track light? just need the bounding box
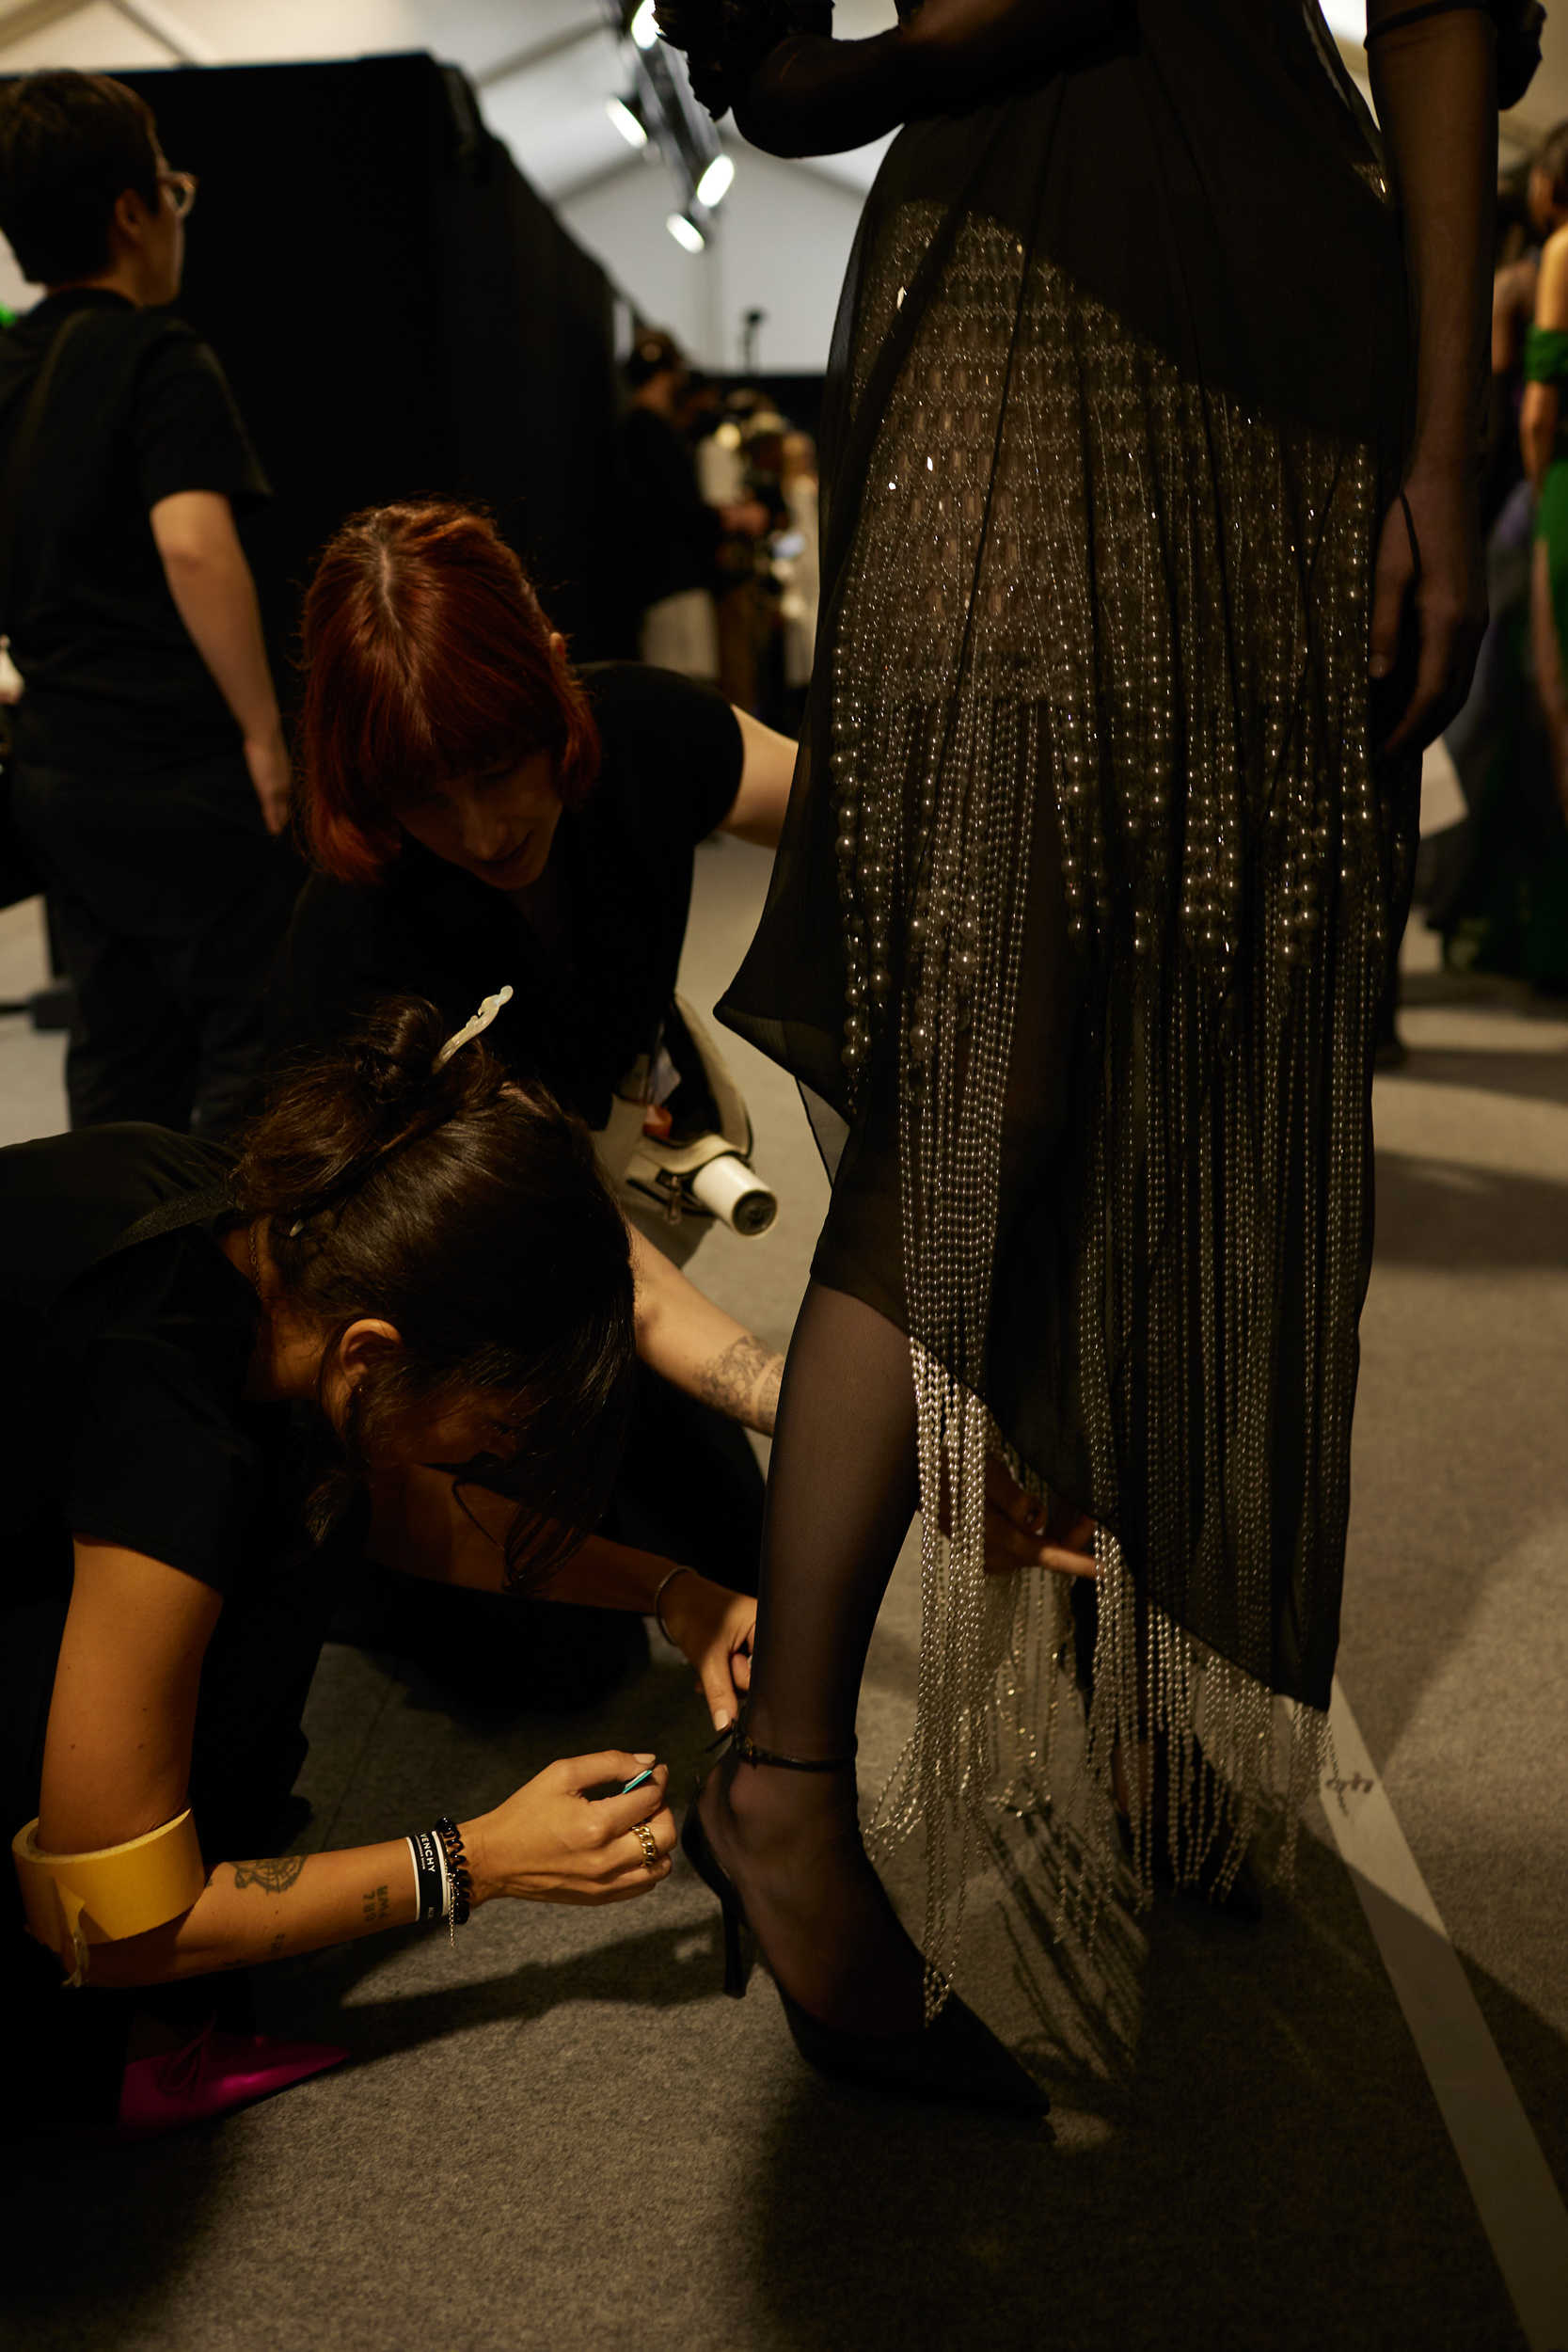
[606,94,648,147]
[694,152,735,207]
[666,211,705,252]
[630,0,658,49]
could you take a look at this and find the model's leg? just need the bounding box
[700,1277,929,2036]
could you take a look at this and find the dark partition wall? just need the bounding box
[112,52,630,699]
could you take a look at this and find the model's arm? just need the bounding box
[657,0,1113,158]
[32,1542,675,1986]
[1521,233,1568,489]
[1366,7,1495,751]
[150,488,291,834]
[721,708,798,847]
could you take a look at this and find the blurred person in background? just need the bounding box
[772,429,820,734]
[719,402,789,718]
[1422,127,1567,977]
[0,71,294,1138]
[620,329,766,683]
[1523,127,1568,819]
[1427,119,1568,986]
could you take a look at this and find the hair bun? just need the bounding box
[356,996,449,1108]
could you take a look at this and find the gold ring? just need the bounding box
[634,1820,659,1872]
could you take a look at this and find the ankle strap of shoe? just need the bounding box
[730,1731,856,1771]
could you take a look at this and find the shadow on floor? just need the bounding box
[736,1824,1542,2352]
[1373,1153,1568,1269]
[3,1812,1558,2351]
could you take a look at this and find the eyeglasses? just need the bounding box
[158,170,198,220]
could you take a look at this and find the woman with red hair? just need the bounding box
[271,501,800,1712]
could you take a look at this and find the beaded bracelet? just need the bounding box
[434,1817,472,1944]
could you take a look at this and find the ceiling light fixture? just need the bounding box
[606,94,648,146]
[630,0,659,49]
[666,211,705,252]
[694,152,735,207]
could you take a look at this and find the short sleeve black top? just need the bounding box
[0,287,271,776]
[269,662,745,1129]
[0,1125,306,1612]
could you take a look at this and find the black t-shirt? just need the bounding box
[620,406,725,610]
[0,1125,304,1611]
[269,661,746,1130]
[0,288,271,776]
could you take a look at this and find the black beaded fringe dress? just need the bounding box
[717,0,1419,1977]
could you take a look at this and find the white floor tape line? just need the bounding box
[1323,1677,1568,2352]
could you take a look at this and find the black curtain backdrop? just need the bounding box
[108,52,632,701]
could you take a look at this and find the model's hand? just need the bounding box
[1369,450,1486,756]
[245,731,293,835]
[659,1570,756,1730]
[462,1753,675,1907]
[982,1458,1098,1578]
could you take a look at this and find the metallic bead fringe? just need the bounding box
[832,200,1388,2007]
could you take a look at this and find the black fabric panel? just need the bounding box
[104,54,629,706]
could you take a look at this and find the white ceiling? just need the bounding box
[0,0,1558,199]
[0,0,901,205]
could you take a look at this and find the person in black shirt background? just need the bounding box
[270,501,799,1708]
[620,327,767,682]
[0,71,294,1136]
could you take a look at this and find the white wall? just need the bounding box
[559,139,866,373]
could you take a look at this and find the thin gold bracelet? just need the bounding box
[652,1563,696,1644]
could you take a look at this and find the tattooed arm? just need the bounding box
[627,1223,784,1435]
[32,1541,677,1987]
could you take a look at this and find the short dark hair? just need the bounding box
[0,70,160,285]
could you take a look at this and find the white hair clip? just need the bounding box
[436,983,515,1070]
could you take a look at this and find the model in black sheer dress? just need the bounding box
[657,0,1525,2106]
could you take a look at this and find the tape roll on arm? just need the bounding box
[12,1808,207,1986]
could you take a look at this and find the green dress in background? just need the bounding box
[1435,325,1568,986]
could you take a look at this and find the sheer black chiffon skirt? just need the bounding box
[718,0,1420,1966]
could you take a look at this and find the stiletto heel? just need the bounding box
[681,1738,1049,2116]
[680,1802,752,1997]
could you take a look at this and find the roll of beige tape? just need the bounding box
[12,1809,206,1985]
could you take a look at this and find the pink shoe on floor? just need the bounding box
[75,2021,347,2141]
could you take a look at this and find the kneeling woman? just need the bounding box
[269,503,799,1704]
[1,995,754,2136]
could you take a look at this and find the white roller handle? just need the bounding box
[689,1152,778,1237]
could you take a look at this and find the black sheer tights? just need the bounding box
[698,1278,930,2035]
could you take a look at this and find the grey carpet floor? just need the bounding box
[0,858,1560,2351]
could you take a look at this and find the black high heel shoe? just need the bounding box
[681,1736,1049,2117]
[1115,1730,1263,1924]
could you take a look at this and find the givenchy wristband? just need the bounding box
[406,1826,447,1926]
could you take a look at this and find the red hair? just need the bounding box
[297,501,601,886]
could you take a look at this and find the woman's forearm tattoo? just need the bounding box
[231,1854,308,1895]
[696,1333,784,1434]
